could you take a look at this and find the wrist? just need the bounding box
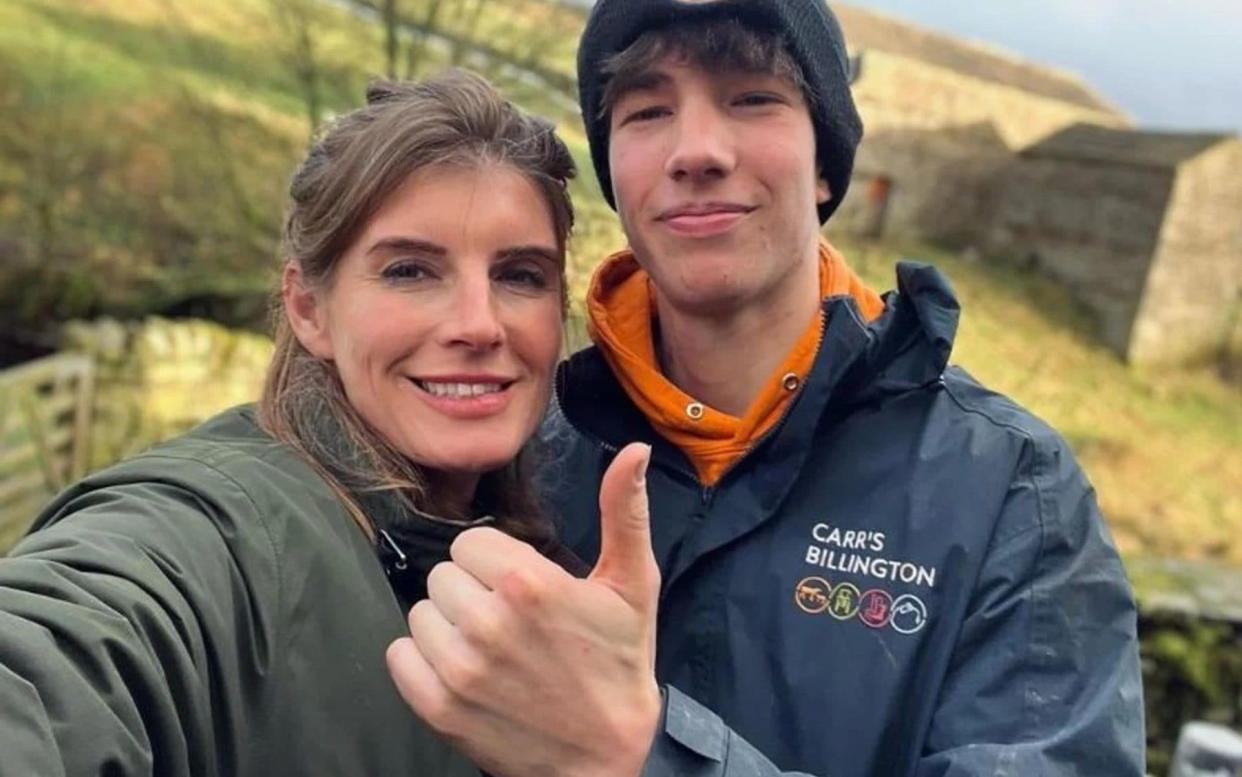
[565,680,662,777]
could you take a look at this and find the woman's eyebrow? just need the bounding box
[497,245,560,263]
[365,236,446,258]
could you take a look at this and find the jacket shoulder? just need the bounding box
[937,366,1066,453]
[935,366,1106,553]
[36,405,356,587]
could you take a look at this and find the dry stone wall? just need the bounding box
[852,51,1126,148]
[1130,142,1242,365]
[842,122,1011,247]
[840,50,1127,248]
[987,158,1174,355]
[61,318,272,469]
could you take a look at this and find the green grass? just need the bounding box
[2,0,1239,565]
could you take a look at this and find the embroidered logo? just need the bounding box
[828,582,861,620]
[793,522,936,636]
[889,594,929,634]
[794,576,832,614]
[858,589,894,629]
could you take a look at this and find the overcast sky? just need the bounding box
[841,0,1242,134]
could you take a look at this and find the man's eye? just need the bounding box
[620,105,670,125]
[734,92,782,107]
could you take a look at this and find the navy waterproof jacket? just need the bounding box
[543,263,1145,776]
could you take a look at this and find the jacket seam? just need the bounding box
[942,376,1053,754]
[939,378,1049,547]
[1023,438,1055,747]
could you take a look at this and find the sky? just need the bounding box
[841,0,1242,134]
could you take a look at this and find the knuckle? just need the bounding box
[497,566,550,610]
[458,607,504,649]
[440,654,488,697]
[419,693,461,736]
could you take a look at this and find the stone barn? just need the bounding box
[829,4,1128,246]
[989,125,1242,365]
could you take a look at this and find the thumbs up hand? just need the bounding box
[387,444,661,777]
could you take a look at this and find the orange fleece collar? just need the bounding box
[586,239,885,486]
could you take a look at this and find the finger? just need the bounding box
[426,560,494,628]
[407,599,490,704]
[449,525,561,591]
[386,636,454,729]
[590,442,659,610]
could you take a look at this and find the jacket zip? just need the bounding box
[693,306,838,510]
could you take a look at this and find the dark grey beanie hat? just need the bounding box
[577,0,863,224]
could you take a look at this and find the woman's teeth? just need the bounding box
[417,381,504,397]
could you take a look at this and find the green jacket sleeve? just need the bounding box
[0,476,279,777]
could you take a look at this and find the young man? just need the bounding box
[387,1,1146,775]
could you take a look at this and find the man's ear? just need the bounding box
[282,261,334,360]
[816,176,832,206]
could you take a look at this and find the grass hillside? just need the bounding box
[1,0,1239,564]
[0,0,610,338]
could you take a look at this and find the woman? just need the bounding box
[0,70,583,776]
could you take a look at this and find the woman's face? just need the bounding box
[287,164,564,506]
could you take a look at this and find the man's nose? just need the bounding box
[663,100,737,183]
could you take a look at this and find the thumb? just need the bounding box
[589,442,659,611]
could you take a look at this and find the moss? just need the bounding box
[1139,613,1242,775]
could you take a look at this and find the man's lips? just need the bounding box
[657,204,755,237]
[657,203,755,221]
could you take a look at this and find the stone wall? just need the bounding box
[839,50,1126,247]
[1130,557,1242,775]
[60,318,272,469]
[851,50,1126,149]
[1129,141,1242,365]
[987,157,1174,356]
[840,122,1011,247]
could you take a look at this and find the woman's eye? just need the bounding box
[381,261,431,282]
[497,264,550,290]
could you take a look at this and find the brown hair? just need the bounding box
[259,69,575,544]
[599,17,813,118]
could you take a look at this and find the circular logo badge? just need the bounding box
[794,577,832,614]
[858,589,895,629]
[890,594,929,634]
[827,582,862,620]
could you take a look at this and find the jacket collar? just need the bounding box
[557,261,959,457]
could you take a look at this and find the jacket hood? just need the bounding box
[837,260,959,405]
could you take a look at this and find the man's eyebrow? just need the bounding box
[605,70,671,106]
[364,236,446,257]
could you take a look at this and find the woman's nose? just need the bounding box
[442,275,504,350]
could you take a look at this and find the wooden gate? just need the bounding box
[0,353,94,551]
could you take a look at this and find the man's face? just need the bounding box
[607,56,829,317]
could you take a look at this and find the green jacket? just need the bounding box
[0,405,481,776]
